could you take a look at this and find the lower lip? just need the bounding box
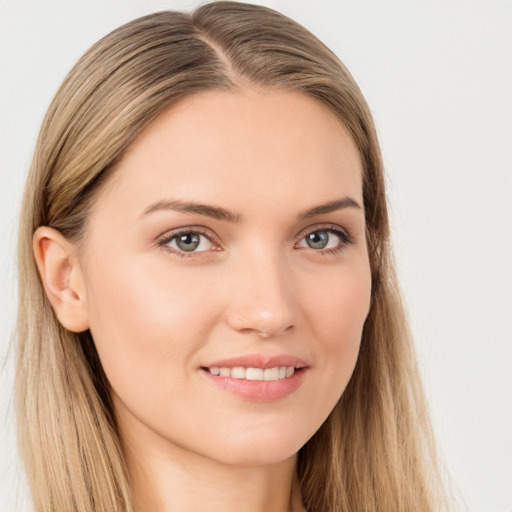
[200,368,308,402]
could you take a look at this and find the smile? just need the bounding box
[206,366,296,380]
[200,360,309,401]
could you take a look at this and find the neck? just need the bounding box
[121,420,305,512]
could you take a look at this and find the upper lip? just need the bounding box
[202,354,309,370]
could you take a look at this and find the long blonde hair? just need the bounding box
[16,3,448,511]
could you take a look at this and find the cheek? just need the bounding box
[83,254,216,399]
[299,258,371,402]
[305,259,371,349]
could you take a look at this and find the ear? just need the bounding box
[33,226,89,332]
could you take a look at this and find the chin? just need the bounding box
[198,430,309,468]
[209,448,299,468]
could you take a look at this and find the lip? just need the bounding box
[200,353,310,402]
[202,354,309,370]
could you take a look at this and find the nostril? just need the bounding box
[225,293,295,338]
[239,324,293,339]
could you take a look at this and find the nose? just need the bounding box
[225,250,295,339]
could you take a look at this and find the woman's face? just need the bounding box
[80,89,371,466]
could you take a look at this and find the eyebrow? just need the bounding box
[141,196,362,222]
[142,199,240,222]
[298,197,362,220]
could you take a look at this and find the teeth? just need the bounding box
[207,366,296,381]
[231,367,246,379]
[246,367,264,380]
[263,367,279,381]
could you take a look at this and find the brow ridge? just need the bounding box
[142,196,361,223]
[142,199,240,222]
[298,197,362,220]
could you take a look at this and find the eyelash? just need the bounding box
[295,224,355,256]
[157,224,355,259]
[157,227,219,258]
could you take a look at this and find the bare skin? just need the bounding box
[34,89,371,512]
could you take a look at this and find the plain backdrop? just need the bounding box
[1,1,511,511]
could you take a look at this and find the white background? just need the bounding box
[0,1,511,511]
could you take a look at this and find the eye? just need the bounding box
[159,229,217,255]
[296,226,353,253]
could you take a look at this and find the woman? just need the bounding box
[16,2,449,511]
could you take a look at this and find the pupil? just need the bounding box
[176,233,200,251]
[307,231,328,249]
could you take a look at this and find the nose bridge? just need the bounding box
[226,242,295,337]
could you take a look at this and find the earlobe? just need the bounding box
[33,226,90,332]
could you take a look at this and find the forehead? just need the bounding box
[94,89,363,220]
